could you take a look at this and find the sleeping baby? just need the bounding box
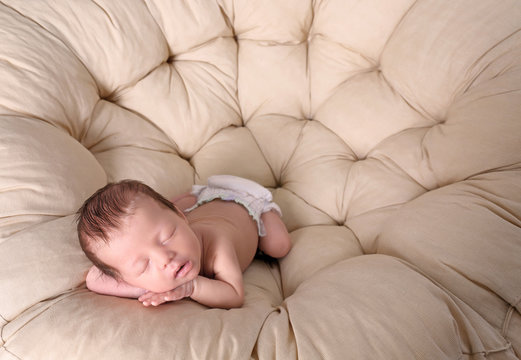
[77,175,291,308]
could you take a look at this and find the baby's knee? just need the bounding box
[260,234,291,259]
[260,211,291,258]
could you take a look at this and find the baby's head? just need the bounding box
[77,180,200,292]
[77,180,179,278]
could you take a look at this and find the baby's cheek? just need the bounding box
[125,276,149,290]
[150,279,176,293]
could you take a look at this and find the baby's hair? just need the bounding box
[77,179,182,279]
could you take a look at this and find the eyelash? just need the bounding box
[139,229,175,275]
[140,260,150,274]
[161,229,175,245]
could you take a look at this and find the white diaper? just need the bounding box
[185,175,282,236]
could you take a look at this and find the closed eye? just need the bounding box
[161,228,176,245]
[139,260,150,275]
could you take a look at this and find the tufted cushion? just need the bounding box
[1,1,520,359]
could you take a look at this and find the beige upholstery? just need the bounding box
[1,1,520,359]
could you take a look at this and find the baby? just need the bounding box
[77,175,291,309]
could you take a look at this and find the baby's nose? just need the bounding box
[163,254,179,270]
[153,249,175,269]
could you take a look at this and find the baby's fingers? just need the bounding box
[137,293,153,303]
[138,285,191,306]
[139,294,166,307]
[140,296,165,307]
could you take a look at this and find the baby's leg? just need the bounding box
[259,210,291,258]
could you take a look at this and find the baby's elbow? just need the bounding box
[86,278,94,292]
[85,266,101,290]
[227,294,244,309]
[226,289,244,309]
[236,293,245,308]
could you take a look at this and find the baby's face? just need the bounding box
[96,195,201,293]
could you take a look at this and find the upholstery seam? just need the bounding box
[461,88,521,106]
[0,313,7,344]
[377,0,444,124]
[87,101,183,158]
[460,342,513,357]
[378,0,419,64]
[0,0,100,141]
[279,118,307,183]
[189,59,241,121]
[0,291,82,346]
[279,186,337,226]
[346,201,406,224]
[90,0,116,27]
[216,1,240,127]
[340,161,353,222]
[285,306,299,360]
[250,305,298,360]
[462,27,521,95]
[245,125,278,185]
[502,296,521,337]
[141,0,163,38]
[309,119,358,161]
[140,0,172,67]
[464,186,521,229]
[377,69,438,125]
[390,257,515,357]
[231,14,243,126]
[0,212,66,240]
[1,346,22,360]
[367,152,429,193]
[0,1,99,98]
[306,0,315,120]
[501,306,515,337]
[0,106,59,129]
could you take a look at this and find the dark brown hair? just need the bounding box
[76,180,181,279]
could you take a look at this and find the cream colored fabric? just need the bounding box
[1,0,520,359]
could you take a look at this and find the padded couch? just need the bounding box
[1,1,520,359]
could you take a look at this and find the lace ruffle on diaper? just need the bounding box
[185,175,282,236]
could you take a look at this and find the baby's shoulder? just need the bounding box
[200,232,238,276]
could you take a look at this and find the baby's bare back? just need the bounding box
[186,200,259,272]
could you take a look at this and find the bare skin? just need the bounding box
[87,194,291,308]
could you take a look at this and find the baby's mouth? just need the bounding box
[175,261,192,279]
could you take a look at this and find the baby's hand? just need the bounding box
[138,280,194,307]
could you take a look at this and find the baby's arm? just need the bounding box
[86,266,147,299]
[190,240,244,309]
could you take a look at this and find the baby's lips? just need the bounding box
[165,259,183,274]
[175,260,193,279]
